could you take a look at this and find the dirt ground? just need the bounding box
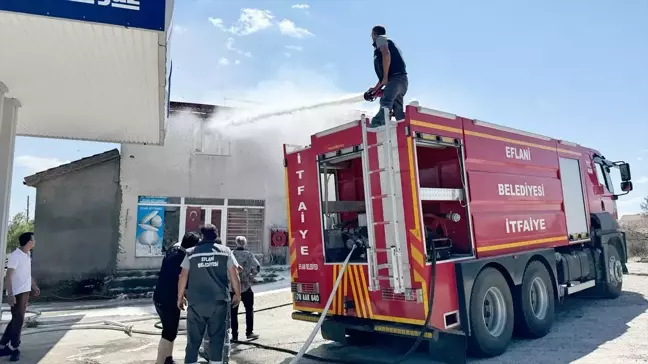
[7,262,648,364]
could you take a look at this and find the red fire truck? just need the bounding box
[283,102,634,363]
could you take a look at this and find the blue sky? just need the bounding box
[8,0,648,218]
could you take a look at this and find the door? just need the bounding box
[208,208,223,237]
[185,207,205,235]
[184,207,223,237]
[592,157,616,216]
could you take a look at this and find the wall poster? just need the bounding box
[135,197,167,257]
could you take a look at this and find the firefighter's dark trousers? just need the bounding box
[185,302,229,364]
[370,74,409,127]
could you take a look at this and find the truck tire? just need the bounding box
[514,261,555,338]
[599,244,624,299]
[321,319,346,343]
[321,321,370,346]
[467,267,514,357]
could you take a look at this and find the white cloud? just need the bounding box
[292,4,310,9]
[284,52,292,58]
[638,156,644,161]
[219,58,231,66]
[208,17,226,29]
[234,60,241,65]
[172,24,188,35]
[285,45,303,52]
[15,156,69,174]
[278,19,314,38]
[226,37,253,58]
[636,176,648,184]
[211,9,274,36]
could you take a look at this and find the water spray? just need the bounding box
[227,93,367,127]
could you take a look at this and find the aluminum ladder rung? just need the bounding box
[373,221,392,225]
[360,107,406,294]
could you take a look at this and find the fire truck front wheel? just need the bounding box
[467,267,515,358]
[598,244,624,299]
[514,261,555,338]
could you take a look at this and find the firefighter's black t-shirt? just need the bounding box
[153,242,186,306]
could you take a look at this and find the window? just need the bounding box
[194,120,231,156]
[135,196,181,257]
[594,162,615,194]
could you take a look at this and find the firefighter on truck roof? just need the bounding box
[369,25,409,127]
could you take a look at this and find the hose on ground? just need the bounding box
[17,243,440,363]
[290,244,357,364]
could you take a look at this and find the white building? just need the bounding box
[88,96,365,273]
[116,102,290,270]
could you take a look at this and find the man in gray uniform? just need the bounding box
[177,224,242,364]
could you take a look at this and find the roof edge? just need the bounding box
[23,148,120,187]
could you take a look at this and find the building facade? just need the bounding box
[24,149,121,284]
[116,102,289,270]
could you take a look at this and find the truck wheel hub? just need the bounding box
[609,256,623,285]
[482,287,506,337]
[529,277,548,320]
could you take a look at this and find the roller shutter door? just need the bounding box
[226,199,265,253]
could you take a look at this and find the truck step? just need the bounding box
[564,279,596,295]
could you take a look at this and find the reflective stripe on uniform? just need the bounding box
[189,252,230,259]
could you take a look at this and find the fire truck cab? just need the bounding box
[284,102,633,362]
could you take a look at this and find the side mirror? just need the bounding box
[619,163,631,181]
[621,181,633,193]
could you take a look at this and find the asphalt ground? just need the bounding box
[7,262,648,364]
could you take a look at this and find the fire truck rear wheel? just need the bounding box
[514,261,555,338]
[467,267,514,357]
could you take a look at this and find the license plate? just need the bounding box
[293,292,321,303]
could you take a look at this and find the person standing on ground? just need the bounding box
[177,224,242,364]
[153,232,200,364]
[230,236,261,342]
[0,232,40,362]
[369,25,409,127]
[198,235,243,362]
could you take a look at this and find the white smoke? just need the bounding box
[199,67,376,170]
[166,67,379,225]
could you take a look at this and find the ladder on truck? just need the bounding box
[360,108,412,294]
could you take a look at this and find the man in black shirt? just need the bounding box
[369,25,409,127]
[153,232,200,364]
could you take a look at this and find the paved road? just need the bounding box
[12,263,648,363]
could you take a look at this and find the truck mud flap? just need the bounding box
[294,311,467,364]
[427,329,467,364]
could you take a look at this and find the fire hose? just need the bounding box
[13,241,438,364]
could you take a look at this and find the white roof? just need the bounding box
[0,0,174,145]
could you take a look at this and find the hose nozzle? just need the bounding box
[363,87,384,102]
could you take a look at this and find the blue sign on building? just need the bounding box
[138,196,169,204]
[0,0,167,32]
